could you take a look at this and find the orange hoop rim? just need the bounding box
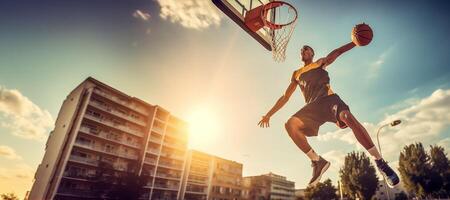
[261,1,298,30]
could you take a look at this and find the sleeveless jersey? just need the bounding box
[291,61,334,104]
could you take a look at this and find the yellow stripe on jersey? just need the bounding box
[293,60,323,82]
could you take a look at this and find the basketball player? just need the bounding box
[257,42,400,187]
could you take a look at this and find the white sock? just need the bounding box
[306,149,320,161]
[367,146,382,160]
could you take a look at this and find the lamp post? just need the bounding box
[376,119,401,200]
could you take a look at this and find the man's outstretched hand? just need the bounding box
[258,115,270,128]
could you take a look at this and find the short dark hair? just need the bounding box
[302,45,314,56]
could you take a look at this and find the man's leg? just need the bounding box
[338,110,400,187]
[338,110,382,159]
[285,117,330,186]
[284,117,317,159]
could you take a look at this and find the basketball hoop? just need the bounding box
[245,1,298,62]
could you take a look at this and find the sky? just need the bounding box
[0,0,449,198]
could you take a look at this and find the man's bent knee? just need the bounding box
[287,117,304,127]
[285,117,306,137]
[339,110,355,126]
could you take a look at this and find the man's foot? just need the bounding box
[375,158,400,188]
[308,156,330,187]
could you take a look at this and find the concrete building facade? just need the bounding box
[243,173,295,200]
[28,77,189,200]
[180,150,243,200]
[373,180,406,200]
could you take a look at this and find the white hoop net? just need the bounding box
[264,2,298,62]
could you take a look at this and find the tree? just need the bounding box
[303,179,338,200]
[0,193,19,200]
[429,145,450,197]
[398,143,432,198]
[107,161,149,200]
[109,172,149,200]
[394,191,408,200]
[94,160,117,199]
[339,151,378,200]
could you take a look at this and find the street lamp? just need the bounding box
[377,120,401,157]
[376,119,401,200]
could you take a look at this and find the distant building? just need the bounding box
[209,155,243,200]
[373,180,406,200]
[28,77,189,200]
[294,189,305,200]
[243,172,295,200]
[180,150,243,200]
[180,150,211,200]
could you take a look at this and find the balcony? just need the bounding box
[152,126,165,135]
[93,89,148,116]
[188,180,208,186]
[155,172,181,181]
[162,141,186,151]
[189,170,209,178]
[68,155,99,166]
[63,171,97,181]
[160,152,185,161]
[149,136,162,144]
[73,140,138,160]
[89,100,147,127]
[188,174,208,183]
[158,161,183,171]
[164,130,188,142]
[144,158,157,165]
[186,185,208,194]
[84,114,143,137]
[56,188,97,198]
[147,148,160,155]
[153,184,179,191]
[79,126,141,149]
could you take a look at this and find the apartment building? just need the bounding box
[28,77,189,200]
[209,156,243,200]
[373,180,406,200]
[180,150,213,200]
[180,150,243,200]
[243,173,295,200]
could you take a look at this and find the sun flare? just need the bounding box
[187,108,220,148]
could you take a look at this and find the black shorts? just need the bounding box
[292,94,350,137]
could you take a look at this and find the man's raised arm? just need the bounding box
[319,42,356,68]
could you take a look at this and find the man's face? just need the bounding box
[301,46,314,61]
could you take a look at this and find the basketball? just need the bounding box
[351,23,373,46]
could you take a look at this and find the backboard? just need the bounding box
[212,0,274,51]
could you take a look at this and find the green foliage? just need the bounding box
[0,193,19,200]
[304,179,338,200]
[339,151,378,200]
[93,160,148,200]
[94,160,117,198]
[394,191,408,200]
[398,143,450,198]
[109,172,149,200]
[398,143,430,198]
[429,145,450,197]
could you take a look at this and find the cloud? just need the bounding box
[0,164,34,180]
[133,9,151,21]
[156,0,222,30]
[322,150,347,172]
[0,145,21,160]
[318,89,450,164]
[369,45,395,79]
[437,138,450,154]
[0,86,53,141]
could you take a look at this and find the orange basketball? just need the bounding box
[351,23,373,46]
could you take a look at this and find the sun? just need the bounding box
[186,108,220,148]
